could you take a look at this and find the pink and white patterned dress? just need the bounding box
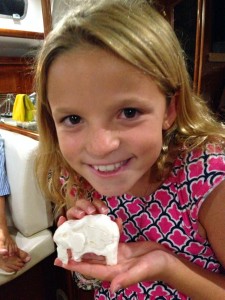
[92,144,225,299]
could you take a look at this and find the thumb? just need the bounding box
[57,215,67,227]
[110,263,147,293]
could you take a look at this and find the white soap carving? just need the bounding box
[53,214,120,265]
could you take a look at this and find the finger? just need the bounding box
[17,249,31,263]
[82,253,104,260]
[8,243,17,257]
[9,261,25,271]
[56,259,115,282]
[66,207,86,219]
[76,198,96,214]
[0,248,8,255]
[110,262,147,293]
[82,253,106,264]
[14,245,19,255]
[67,249,73,260]
[82,258,106,265]
[54,258,63,267]
[92,199,109,214]
[1,265,15,272]
[115,218,123,234]
[1,256,25,272]
[67,199,96,219]
[57,215,67,227]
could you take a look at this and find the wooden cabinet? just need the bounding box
[0,57,34,94]
[158,0,225,119]
[198,0,225,117]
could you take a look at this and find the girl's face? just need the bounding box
[48,47,176,197]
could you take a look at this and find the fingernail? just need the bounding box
[76,210,85,217]
[87,206,96,214]
[58,216,65,223]
[54,259,62,267]
[24,256,31,263]
[100,206,109,214]
[111,284,121,293]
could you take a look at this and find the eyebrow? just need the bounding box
[51,95,153,115]
[109,96,153,109]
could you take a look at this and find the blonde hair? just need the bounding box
[35,0,225,209]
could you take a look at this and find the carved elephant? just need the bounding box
[53,214,120,265]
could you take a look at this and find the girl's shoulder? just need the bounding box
[170,142,225,204]
[174,142,225,172]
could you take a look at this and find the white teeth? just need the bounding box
[93,161,123,172]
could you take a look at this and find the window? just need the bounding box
[0,0,27,20]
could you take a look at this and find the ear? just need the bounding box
[162,95,177,130]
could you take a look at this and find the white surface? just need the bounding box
[0,129,53,237]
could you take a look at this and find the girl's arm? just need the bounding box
[162,251,225,300]
[198,180,225,268]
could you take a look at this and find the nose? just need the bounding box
[85,127,120,157]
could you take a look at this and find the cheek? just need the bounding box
[137,125,163,152]
[136,130,163,169]
[143,138,163,163]
[57,134,77,163]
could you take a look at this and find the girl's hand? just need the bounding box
[54,240,171,293]
[67,198,109,219]
[54,239,225,298]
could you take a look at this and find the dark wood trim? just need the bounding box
[197,0,206,94]
[0,28,44,39]
[41,0,52,37]
[193,0,202,93]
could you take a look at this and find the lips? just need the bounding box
[92,160,127,172]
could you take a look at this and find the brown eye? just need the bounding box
[62,115,81,126]
[123,108,138,118]
[68,115,81,124]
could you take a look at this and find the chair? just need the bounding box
[0,127,55,286]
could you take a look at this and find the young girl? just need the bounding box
[35,0,225,298]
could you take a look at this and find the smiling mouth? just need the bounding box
[92,160,128,172]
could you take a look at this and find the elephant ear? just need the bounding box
[71,232,86,252]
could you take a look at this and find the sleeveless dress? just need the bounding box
[92,144,225,299]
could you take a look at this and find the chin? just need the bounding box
[88,179,133,197]
[95,187,127,197]
[98,191,123,197]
